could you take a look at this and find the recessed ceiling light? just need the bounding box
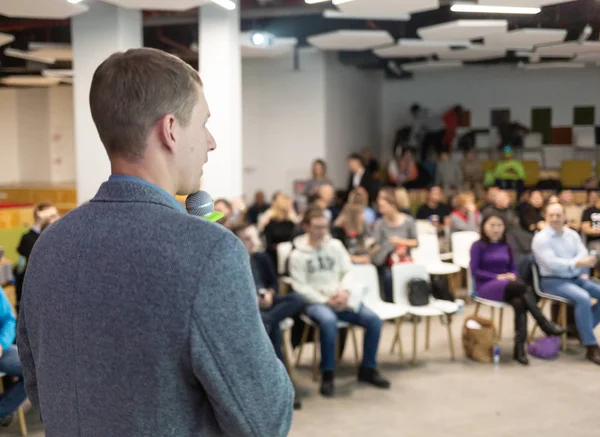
[211,0,236,10]
[67,0,83,4]
[451,3,541,14]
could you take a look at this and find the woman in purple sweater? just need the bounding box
[470,213,563,365]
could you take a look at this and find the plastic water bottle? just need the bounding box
[493,346,501,366]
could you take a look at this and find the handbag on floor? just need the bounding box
[528,336,560,359]
[462,316,496,363]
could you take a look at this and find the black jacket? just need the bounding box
[346,169,376,203]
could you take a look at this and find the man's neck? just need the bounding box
[552,225,564,235]
[308,238,322,249]
[427,201,438,209]
[111,160,175,197]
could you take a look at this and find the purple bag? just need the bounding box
[528,336,561,359]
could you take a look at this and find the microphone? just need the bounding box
[185,190,225,223]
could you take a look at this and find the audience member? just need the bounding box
[332,204,372,265]
[588,190,599,208]
[17,203,59,260]
[470,214,563,365]
[559,189,584,231]
[450,192,480,233]
[260,193,299,270]
[394,188,413,216]
[214,198,246,229]
[372,188,418,302]
[442,105,464,154]
[496,115,529,153]
[546,194,559,205]
[303,159,332,199]
[532,203,600,365]
[0,287,26,426]
[581,190,600,252]
[314,184,339,223]
[515,189,530,216]
[492,147,525,192]
[342,187,376,226]
[480,186,500,214]
[435,152,462,197]
[388,148,419,188]
[288,208,390,397]
[346,153,376,203]
[246,191,270,225]
[416,186,451,236]
[234,224,305,409]
[361,148,380,178]
[409,104,448,161]
[460,149,484,198]
[519,190,545,234]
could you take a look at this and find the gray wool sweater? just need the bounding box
[17,179,293,437]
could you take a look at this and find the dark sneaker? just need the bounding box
[0,413,14,427]
[320,370,335,398]
[586,345,600,365]
[293,390,302,410]
[358,367,391,389]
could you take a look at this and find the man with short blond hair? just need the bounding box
[18,48,293,436]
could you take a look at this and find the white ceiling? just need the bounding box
[438,47,506,61]
[0,0,88,19]
[336,0,439,18]
[535,41,600,58]
[484,28,567,50]
[102,0,212,10]
[418,20,508,41]
[308,30,394,51]
[374,39,460,59]
[0,33,15,47]
[4,48,57,64]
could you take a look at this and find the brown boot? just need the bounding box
[585,345,600,365]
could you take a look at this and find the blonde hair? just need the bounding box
[394,188,410,210]
[270,193,294,221]
[339,204,364,232]
[454,192,475,210]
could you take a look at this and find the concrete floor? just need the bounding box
[9,304,600,437]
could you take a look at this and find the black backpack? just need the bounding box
[408,279,430,306]
[431,277,455,302]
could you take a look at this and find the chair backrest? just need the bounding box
[276,242,293,275]
[391,263,430,306]
[451,231,479,269]
[412,233,441,264]
[415,220,437,236]
[351,264,383,307]
[530,263,542,297]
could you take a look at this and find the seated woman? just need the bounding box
[259,193,300,270]
[470,214,563,365]
[519,190,545,234]
[388,148,419,188]
[371,188,418,302]
[332,204,372,265]
[346,187,377,225]
[450,192,480,233]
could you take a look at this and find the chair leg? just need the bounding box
[335,333,340,364]
[394,318,404,362]
[412,318,418,365]
[446,315,455,361]
[560,303,568,351]
[295,324,310,367]
[312,327,320,382]
[390,328,398,354]
[497,308,504,341]
[350,327,360,366]
[17,407,27,436]
[425,317,431,350]
[281,329,296,380]
[491,307,496,325]
[474,302,481,317]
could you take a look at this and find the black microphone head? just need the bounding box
[185,190,214,217]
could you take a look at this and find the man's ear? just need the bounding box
[157,114,177,153]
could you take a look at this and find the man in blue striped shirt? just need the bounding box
[532,203,600,365]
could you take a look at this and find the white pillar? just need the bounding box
[71,3,142,204]
[199,2,243,200]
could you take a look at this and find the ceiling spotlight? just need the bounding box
[250,31,274,47]
[67,0,84,4]
[305,0,330,4]
[451,3,541,14]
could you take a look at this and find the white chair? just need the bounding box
[415,220,437,236]
[413,234,461,276]
[472,294,511,340]
[0,372,27,436]
[528,263,570,350]
[352,264,409,361]
[391,264,458,364]
[276,242,293,275]
[451,231,480,297]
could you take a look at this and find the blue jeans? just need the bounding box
[0,345,26,420]
[304,304,382,372]
[261,292,305,361]
[541,277,600,346]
